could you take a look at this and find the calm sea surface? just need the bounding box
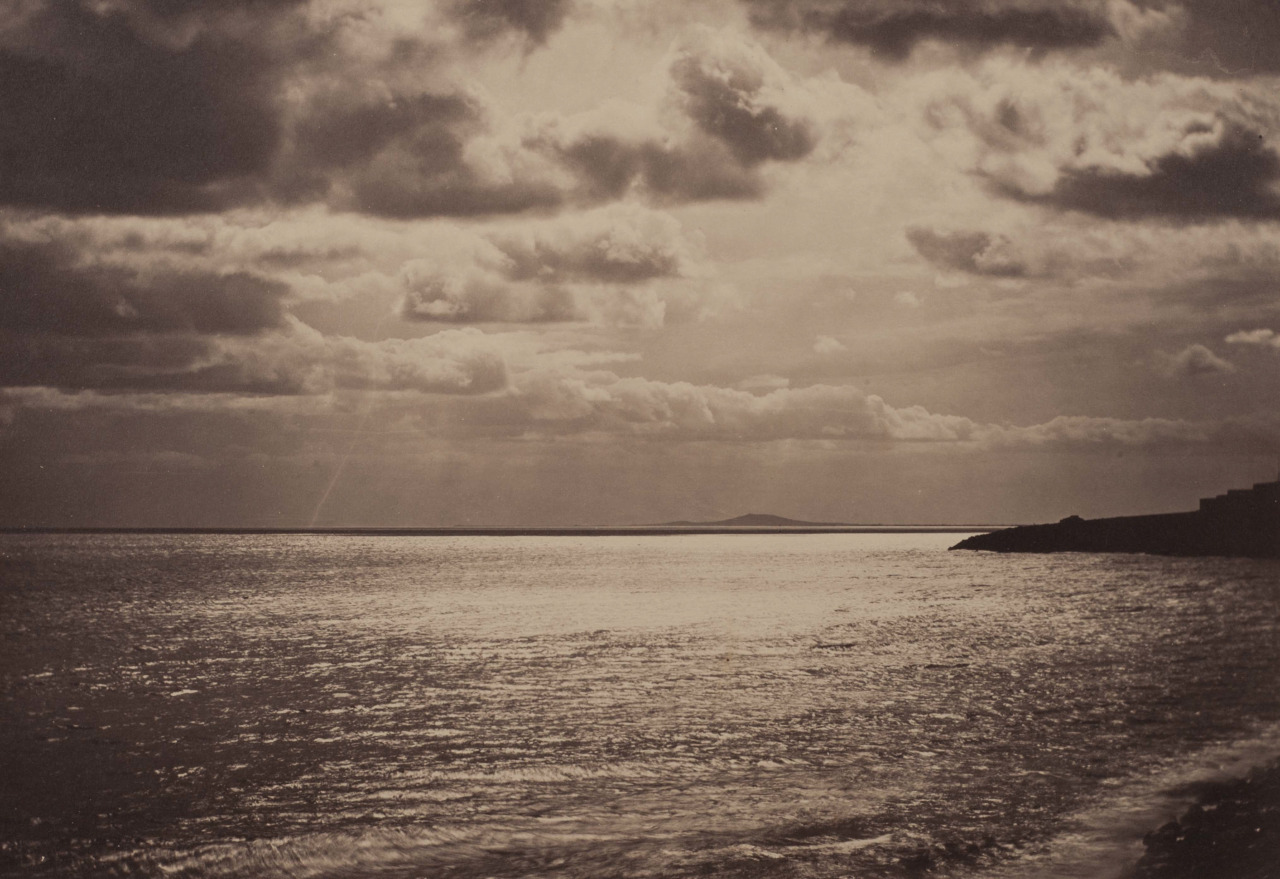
[2,533,1279,878]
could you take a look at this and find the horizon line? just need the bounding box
[0,525,1010,536]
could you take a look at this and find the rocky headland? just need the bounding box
[952,477,1280,558]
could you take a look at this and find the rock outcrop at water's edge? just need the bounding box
[952,476,1280,558]
[1131,760,1280,879]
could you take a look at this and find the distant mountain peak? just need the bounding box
[661,513,849,527]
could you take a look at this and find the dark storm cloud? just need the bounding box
[905,226,1028,276]
[743,0,1115,59]
[1161,0,1280,74]
[449,0,575,46]
[0,239,289,337]
[0,0,574,218]
[281,86,566,218]
[292,92,766,217]
[0,334,248,394]
[0,1,297,214]
[1013,122,1280,220]
[0,0,809,219]
[291,92,479,174]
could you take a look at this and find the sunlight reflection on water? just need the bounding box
[2,533,1279,878]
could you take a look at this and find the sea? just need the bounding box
[2,532,1279,879]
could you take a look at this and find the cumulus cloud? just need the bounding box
[207,322,510,395]
[502,367,1280,453]
[277,86,569,219]
[988,412,1280,453]
[0,211,520,394]
[914,59,1280,220]
[1226,328,1280,348]
[1158,343,1236,378]
[905,226,1028,277]
[517,29,846,208]
[0,2,840,219]
[899,216,1280,295]
[667,27,818,166]
[486,204,701,284]
[8,354,1280,456]
[813,335,846,355]
[513,371,987,440]
[1027,120,1280,220]
[304,22,841,217]
[397,204,718,326]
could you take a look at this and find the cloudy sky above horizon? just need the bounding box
[3,0,1280,527]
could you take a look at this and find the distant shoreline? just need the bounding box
[0,526,1005,537]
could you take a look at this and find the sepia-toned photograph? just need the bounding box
[1,1,1278,877]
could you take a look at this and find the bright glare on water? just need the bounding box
[2,533,1279,878]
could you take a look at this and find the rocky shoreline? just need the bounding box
[1131,760,1280,878]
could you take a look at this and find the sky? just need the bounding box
[2,0,1280,527]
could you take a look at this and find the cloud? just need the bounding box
[528,109,772,207]
[988,412,1280,453]
[905,226,1028,277]
[0,320,510,396]
[1158,343,1236,378]
[813,335,846,355]
[667,27,818,165]
[507,368,1280,453]
[1021,120,1280,220]
[397,204,718,326]
[1226,328,1280,348]
[0,0,297,214]
[303,26,827,217]
[0,214,518,394]
[0,5,839,219]
[894,290,922,308]
[742,0,1132,60]
[1145,0,1280,75]
[397,264,690,328]
[486,204,700,283]
[898,215,1280,297]
[8,358,1280,456]
[209,323,511,395]
[737,373,791,391]
[555,136,762,203]
[914,60,1280,220]
[520,30,843,207]
[447,0,576,46]
[513,371,987,440]
[399,265,584,323]
[0,3,546,218]
[280,89,515,215]
[0,236,289,337]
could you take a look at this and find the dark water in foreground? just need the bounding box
[1,533,1278,878]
